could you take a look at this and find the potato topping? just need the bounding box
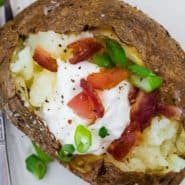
[29,70,56,107]
[11,30,185,173]
[106,116,185,173]
[11,47,34,81]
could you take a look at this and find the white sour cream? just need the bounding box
[41,60,131,155]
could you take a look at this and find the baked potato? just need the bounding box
[0,0,185,185]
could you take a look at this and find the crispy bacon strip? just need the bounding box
[128,87,139,105]
[108,124,140,161]
[87,68,129,90]
[157,103,182,121]
[68,38,102,64]
[108,91,157,160]
[80,79,104,118]
[131,91,157,131]
[33,47,57,72]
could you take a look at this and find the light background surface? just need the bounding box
[6,0,185,185]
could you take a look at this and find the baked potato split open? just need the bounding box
[0,0,185,185]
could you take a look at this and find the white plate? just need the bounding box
[6,0,185,185]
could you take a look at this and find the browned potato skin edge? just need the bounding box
[0,0,184,184]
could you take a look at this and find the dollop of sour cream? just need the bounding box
[41,60,131,155]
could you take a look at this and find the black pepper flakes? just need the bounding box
[119,86,123,90]
[73,88,76,91]
[58,44,62,47]
[78,66,82,70]
[71,79,75,83]
[45,99,49,103]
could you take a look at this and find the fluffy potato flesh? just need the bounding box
[11,47,34,81]
[29,70,56,107]
[11,46,57,107]
[10,31,185,174]
[106,116,185,173]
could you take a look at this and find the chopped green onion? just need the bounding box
[33,143,53,163]
[74,125,92,153]
[105,38,127,68]
[99,126,109,138]
[0,0,4,6]
[128,64,155,78]
[130,74,163,93]
[62,144,75,154]
[58,144,75,163]
[128,64,163,92]
[25,154,47,180]
[93,53,114,68]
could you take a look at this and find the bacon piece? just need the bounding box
[87,68,129,90]
[68,38,102,64]
[128,87,139,105]
[108,91,158,160]
[80,79,104,118]
[157,103,182,121]
[68,92,96,121]
[33,47,57,72]
[108,119,141,161]
[108,129,140,161]
[131,91,157,131]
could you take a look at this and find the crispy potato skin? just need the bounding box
[0,0,185,184]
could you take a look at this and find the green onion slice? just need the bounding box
[74,125,92,153]
[128,64,155,77]
[105,38,127,68]
[130,74,163,93]
[93,53,114,68]
[99,126,109,138]
[58,144,75,163]
[33,143,53,163]
[25,154,47,180]
[0,0,4,6]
